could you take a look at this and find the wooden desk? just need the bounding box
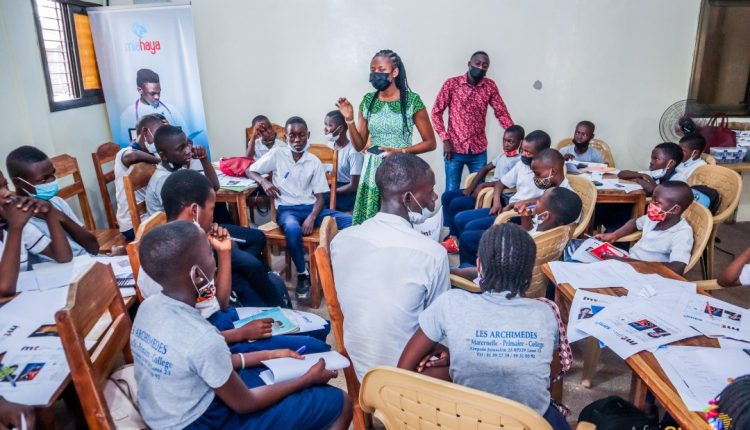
[216,186,255,227]
[575,173,647,219]
[543,261,717,430]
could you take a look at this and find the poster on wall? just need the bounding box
[88,3,209,150]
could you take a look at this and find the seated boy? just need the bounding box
[246,115,286,159]
[0,171,72,296]
[671,133,707,183]
[322,110,363,212]
[247,117,352,300]
[595,181,694,274]
[114,114,165,240]
[718,246,750,287]
[132,221,352,430]
[6,146,99,260]
[441,125,524,244]
[618,142,683,196]
[560,120,604,163]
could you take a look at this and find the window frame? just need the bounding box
[31,0,105,112]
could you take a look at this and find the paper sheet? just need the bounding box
[235,307,327,333]
[0,320,38,354]
[15,272,39,293]
[92,255,133,278]
[547,260,642,290]
[567,291,625,343]
[217,172,257,190]
[0,338,70,405]
[258,351,350,385]
[30,255,93,290]
[570,238,629,263]
[677,294,750,340]
[0,288,70,325]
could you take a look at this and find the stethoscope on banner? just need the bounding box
[134,98,173,119]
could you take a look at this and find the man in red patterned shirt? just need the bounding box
[432,51,514,191]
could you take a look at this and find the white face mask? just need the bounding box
[531,210,549,231]
[289,144,309,154]
[649,160,674,180]
[681,152,699,168]
[403,191,434,225]
[324,132,339,148]
[145,142,157,154]
[193,212,204,233]
[191,265,220,318]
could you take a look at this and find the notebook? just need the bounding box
[571,238,629,263]
[259,351,350,385]
[232,307,299,336]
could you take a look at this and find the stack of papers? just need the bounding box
[217,172,257,191]
[593,178,642,193]
[235,307,327,334]
[567,290,625,343]
[19,255,135,294]
[676,295,750,340]
[0,337,72,405]
[259,351,349,385]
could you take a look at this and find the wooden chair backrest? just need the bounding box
[245,123,286,145]
[528,225,571,298]
[122,162,156,232]
[567,175,598,238]
[360,366,552,430]
[55,262,133,430]
[682,202,714,274]
[308,144,339,210]
[51,154,96,230]
[700,153,717,165]
[556,138,616,168]
[126,212,167,302]
[318,216,339,251]
[91,142,121,229]
[687,164,743,224]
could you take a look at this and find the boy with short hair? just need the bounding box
[246,115,286,160]
[247,117,352,300]
[595,181,694,274]
[6,146,99,259]
[322,111,363,212]
[618,142,683,196]
[560,120,604,163]
[132,221,352,430]
[671,133,708,183]
[115,114,165,240]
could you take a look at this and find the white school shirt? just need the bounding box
[247,147,329,208]
[739,264,750,285]
[27,197,90,263]
[145,159,204,215]
[330,212,451,381]
[671,158,707,183]
[489,153,521,181]
[251,138,287,160]
[559,145,605,163]
[0,224,51,271]
[500,162,543,204]
[630,215,693,265]
[336,142,364,185]
[114,147,158,232]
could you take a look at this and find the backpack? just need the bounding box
[103,364,148,429]
[578,396,657,430]
[691,185,721,214]
[219,156,254,177]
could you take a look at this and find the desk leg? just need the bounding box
[237,196,249,227]
[629,371,649,409]
[632,195,646,219]
[581,337,602,388]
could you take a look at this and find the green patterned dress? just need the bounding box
[352,91,426,224]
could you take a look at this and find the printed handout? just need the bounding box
[677,294,750,341]
[568,290,625,343]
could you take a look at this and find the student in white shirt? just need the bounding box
[330,153,450,381]
[246,115,286,160]
[618,142,683,196]
[114,114,165,240]
[718,246,750,287]
[596,181,694,274]
[247,117,352,300]
[7,146,99,261]
[672,133,708,183]
[322,110,364,212]
[560,120,604,164]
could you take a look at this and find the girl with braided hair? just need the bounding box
[336,49,436,224]
[398,223,570,430]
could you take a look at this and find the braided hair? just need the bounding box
[477,224,537,299]
[714,375,750,429]
[366,49,411,135]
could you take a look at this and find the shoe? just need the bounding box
[442,236,459,254]
[296,274,311,300]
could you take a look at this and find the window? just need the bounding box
[32,0,104,111]
[688,0,750,116]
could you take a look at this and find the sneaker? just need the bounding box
[296,274,311,300]
[442,236,459,254]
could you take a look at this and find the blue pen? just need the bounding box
[295,346,306,354]
[284,171,290,179]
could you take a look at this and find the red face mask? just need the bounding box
[504,148,520,157]
[646,202,677,222]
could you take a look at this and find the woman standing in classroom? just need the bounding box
[336,49,436,224]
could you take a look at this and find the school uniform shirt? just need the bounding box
[251,138,287,160]
[489,152,521,181]
[27,196,90,263]
[559,145,605,164]
[739,264,750,285]
[419,289,559,415]
[145,159,204,215]
[336,142,364,185]
[630,215,694,265]
[671,158,707,183]
[247,147,329,208]
[330,212,450,381]
[114,147,158,232]
[500,162,542,204]
[131,293,232,430]
[0,224,51,271]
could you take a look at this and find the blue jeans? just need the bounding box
[323,182,356,212]
[277,205,352,273]
[441,189,477,237]
[444,151,487,192]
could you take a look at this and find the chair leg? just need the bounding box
[706,230,716,279]
[308,243,322,309]
[581,337,602,388]
[285,248,292,281]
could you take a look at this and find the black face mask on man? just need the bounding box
[521,156,533,166]
[469,66,486,81]
[370,72,391,91]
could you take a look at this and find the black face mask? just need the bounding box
[369,72,391,91]
[574,140,590,148]
[469,66,486,81]
[521,156,532,166]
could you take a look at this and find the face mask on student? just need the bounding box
[324,132,339,148]
[469,66,486,81]
[190,265,220,318]
[521,156,533,166]
[370,72,391,91]
[504,148,520,157]
[289,143,309,154]
[533,170,554,190]
[531,210,549,231]
[648,160,674,180]
[16,177,59,201]
[646,202,677,222]
[681,151,699,168]
[403,191,434,225]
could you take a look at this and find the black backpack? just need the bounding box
[578,396,657,430]
[691,185,722,215]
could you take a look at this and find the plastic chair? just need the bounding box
[556,138,615,168]
[567,175,597,238]
[687,165,743,278]
[90,142,121,229]
[700,153,717,165]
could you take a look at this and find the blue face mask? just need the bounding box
[16,177,59,201]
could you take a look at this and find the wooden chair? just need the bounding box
[701,153,717,165]
[260,144,339,309]
[567,175,598,238]
[314,226,372,430]
[556,138,616,167]
[90,142,121,229]
[122,162,156,233]
[125,211,167,302]
[51,154,127,253]
[55,262,135,430]
[687,164,743,278]
[360,366,554,430]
